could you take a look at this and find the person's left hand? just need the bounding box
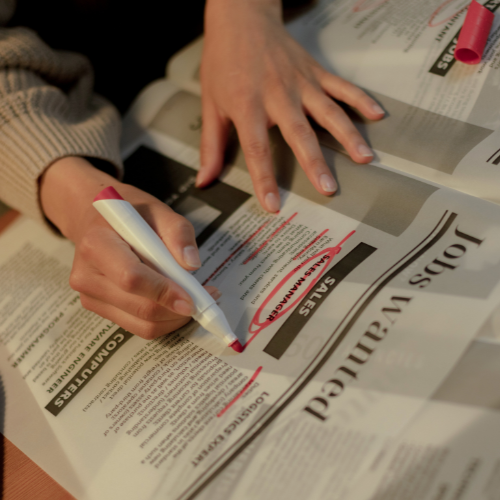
[197,0,385,213]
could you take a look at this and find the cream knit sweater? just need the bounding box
[0,0,123,226]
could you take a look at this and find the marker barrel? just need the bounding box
[92,189,240,351]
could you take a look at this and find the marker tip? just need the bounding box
[230,340,244,353]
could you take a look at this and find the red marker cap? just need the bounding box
[93,186,124,202]
[455,1,494,65]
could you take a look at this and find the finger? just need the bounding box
[73,254,223,323]
[142,204,201,270]
[304,89,374,164]
[320,73,385,121]
[234,108,280,213]
[197,99,231,188]
[204,285,222,301]
[73,226,196,314]
[272,103,338,195]
[79,293,191,340]
[72,262,192,321]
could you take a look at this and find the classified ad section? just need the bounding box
[3,135,500,500]
[158,175,500,500]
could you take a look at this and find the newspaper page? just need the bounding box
[145,88,500,500]
[2,86,500,500]
[166,37,203,97]
[287,0,500,202]
[345,339,500,500]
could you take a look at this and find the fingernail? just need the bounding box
[372,103,385,115]
[357,144,373,157]
[195,169,207,188]
[265,192,280,212]
[319,173,336,193]
[210,289,222,300]
[183,245,201,268]
[173,299,195,316]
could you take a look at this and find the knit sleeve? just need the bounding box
[0,24,123,225]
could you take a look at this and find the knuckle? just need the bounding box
[176,216,195,234]
[135,299,163,321]
[267,74,287,94]
[118,266,143,294]
[253,169,276,186]
[78,234,96,261]
[136,323,161,341]
[229,80,250,101]
[168,215,196,240]
[346,129,362,145]
[155,282,174,308]
[237,105,252,122]
[69,270,84,292]
[233,93,257,118]
[289,121,314,141]
[244,140,269,162]
[306,156,327,173]
[323,103,343,124]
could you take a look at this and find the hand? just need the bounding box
[197,0,385,212]
[40,157,220,339]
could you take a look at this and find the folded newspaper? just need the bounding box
[2,1,500,499]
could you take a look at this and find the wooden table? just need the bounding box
[2,435,74,499]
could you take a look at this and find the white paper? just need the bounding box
[3,118,500,499]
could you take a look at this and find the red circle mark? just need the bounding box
[353,0,390,13]
[247,230,355,343]
[428,0,468,28]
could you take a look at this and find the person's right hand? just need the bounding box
[40,156,220,339]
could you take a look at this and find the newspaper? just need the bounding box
[3,1,500,497]
[2,80,500,499]
[345,339,500,500]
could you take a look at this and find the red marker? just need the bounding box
[93,187,242,353]
[455,0,494,65]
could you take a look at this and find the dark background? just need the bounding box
[8,0,207,114]
[9,0,310,114]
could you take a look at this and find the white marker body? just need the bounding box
[93,198,237,346]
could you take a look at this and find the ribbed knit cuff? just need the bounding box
[0,89,123,231]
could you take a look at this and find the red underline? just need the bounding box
[293,229,329,260]
[243,213,298,265]
[337,230,356,248]
[202,220,271,285]
[217,366,262,417]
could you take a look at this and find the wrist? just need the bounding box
[205,0,283,24]
[40,156,121,242]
